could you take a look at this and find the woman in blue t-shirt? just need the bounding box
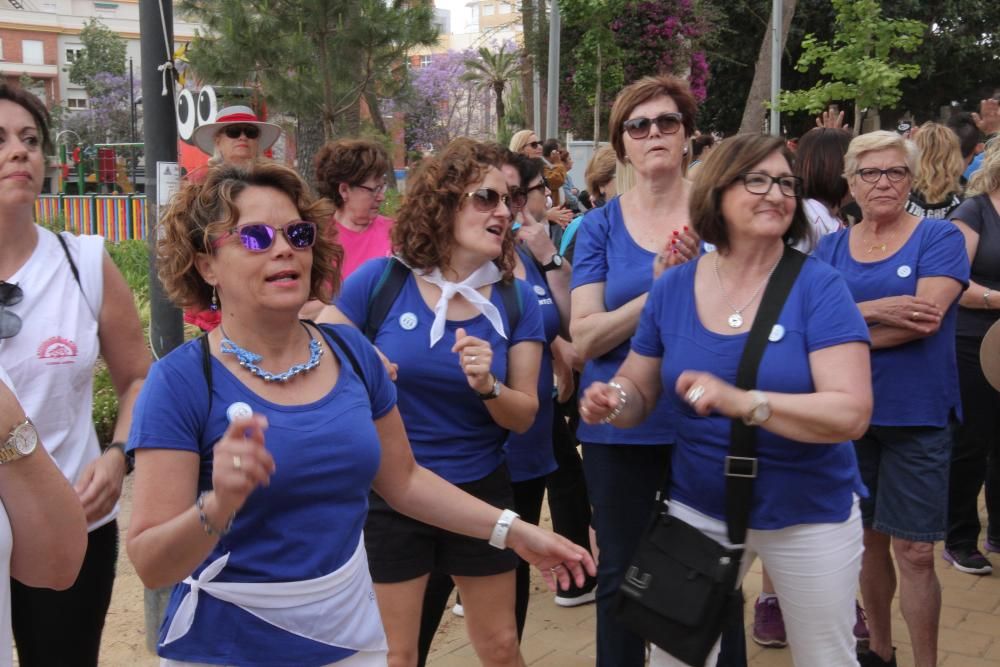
[814,130,969,667]
[581,134,874,667]
[324,138,573,666]
[126,161,594,667]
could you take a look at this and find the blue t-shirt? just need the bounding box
[504,248,560,482]
[127,324,396,666]
[570,197,676,446]
[814,219,969,427]
[632,256,871,529]
[337,257,546,483]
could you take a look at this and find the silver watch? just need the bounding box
[742,390,771,426]
[0,419,38,464]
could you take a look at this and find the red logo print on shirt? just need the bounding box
[37,336,79,365]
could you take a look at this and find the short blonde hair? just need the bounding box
[843,130,918,183]
[509,130,536,154]
[912,122,964,203]
[967,143,1000,197]
[585,145,618,195]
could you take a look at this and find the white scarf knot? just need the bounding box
[416,263,507,348]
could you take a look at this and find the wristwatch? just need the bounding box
[541,254,564,272]
[0,418,38,465]
[742,390,771,426]
[477,375,502,400]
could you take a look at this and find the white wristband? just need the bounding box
[488,509,520,549]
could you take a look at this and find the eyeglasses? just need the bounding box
[353,182,389,196]
[0,281,23,341]
[855,166,910,183]
[622,112,684,140]
[738,172,802,198]
[212,221,318,253]
[222,125,261,140]
[464,188,511,212]
[508,187,528,210]
[527,141,542,149]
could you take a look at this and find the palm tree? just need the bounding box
[462,43,521,135]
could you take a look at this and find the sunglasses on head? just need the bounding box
[0,281,23,341]
[622,112,684,140]
[222,125,261,140]
[212,221,317,253]
[464,188,512,213]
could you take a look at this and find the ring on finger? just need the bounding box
[232,455,243,471]
[686,385,706,404]
[912,311,919,320]
[468,354,477,363]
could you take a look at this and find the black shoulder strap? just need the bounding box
[314,322,370,400]
[497,279,522,337]
[199,334,214,415]
[55,232,83,290]
[364,258,409,342]
[725,246,807,546]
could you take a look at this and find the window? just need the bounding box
[482,3,495,16]
[499,2,512,12]
[67,98,87,109]
[66,47,83,63]
[22,40,44,65]
[419,54,432,68]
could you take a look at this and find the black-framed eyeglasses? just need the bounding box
[855,166,909,184]
[222,125,261,140]
[464,188,511,212]
[622,112,684,140]
[353,182,389,196]
[738,172,802,198]
[0,281,23,341]
[212,221,318,253]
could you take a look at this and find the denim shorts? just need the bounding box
[854,423,954,542]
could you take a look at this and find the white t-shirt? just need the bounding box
[0,367,19,667]
[794,198,843,255]
[0,227,114,530]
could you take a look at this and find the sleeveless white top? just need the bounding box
[0,227,115,530]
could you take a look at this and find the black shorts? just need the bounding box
[365,464,519,583]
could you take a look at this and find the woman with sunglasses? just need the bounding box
[322,138,574,666]
[0,84,150,666]
[568,74,702,667]
[813,131,969,667]
[127,160,592,667]
[510,130,573,230]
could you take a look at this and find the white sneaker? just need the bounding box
[451,602,465,617]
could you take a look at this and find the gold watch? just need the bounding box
[0,418,38,464]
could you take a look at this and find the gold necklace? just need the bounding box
[863,225,897,254]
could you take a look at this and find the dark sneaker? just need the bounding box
[943,547,993,575]
[858,648,897,666]
[854,602,870,650]
[554,576,597,607]
[751,597,787,648]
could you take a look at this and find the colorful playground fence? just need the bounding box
[35,194,147,242]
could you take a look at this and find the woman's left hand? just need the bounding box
[75,450,126,523]
[675,370,747,419]
[653,227,700,279]
[453,327,495,394]
[506,519,597,592]
[517,214,559,264]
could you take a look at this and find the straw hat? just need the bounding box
[979,319,1000,391]
[191,105,281,156]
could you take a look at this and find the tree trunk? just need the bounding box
[297,113,326,193]
[363,90,398,189]
[593,42,602,147]
[494,82,505,133]
[738,0,797,135]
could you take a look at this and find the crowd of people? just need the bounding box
[0,68,998,667]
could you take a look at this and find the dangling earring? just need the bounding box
[210,286,219,312]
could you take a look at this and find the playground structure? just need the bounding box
[35,193,147,242]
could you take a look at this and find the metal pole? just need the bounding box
[533,70,542,136]
[129,57,136,143]
[545,0,561,141]
[769,0,781,136]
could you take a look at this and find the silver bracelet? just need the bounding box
[985,289,993,309]
[603,381,628,424]
[196,492,234,537]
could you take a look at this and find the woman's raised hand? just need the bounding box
[211,415,275,518]
[653,227,700,279]
[453,327,495,394]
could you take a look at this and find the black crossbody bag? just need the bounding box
[615,246,806,666]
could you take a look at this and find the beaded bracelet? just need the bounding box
[603,380,628,424]
[196,492,234,537]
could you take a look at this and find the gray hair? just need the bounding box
[843,130,919,183]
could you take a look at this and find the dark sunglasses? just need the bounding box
[527,141,542,149]
[622,112,684,140]
[0,281,23,341]
[508,187,528,209]
[222,125,261,140]
[738,172,802,198]
[464,188,511,213]
[525,181,546,196]
[212,221,318,253]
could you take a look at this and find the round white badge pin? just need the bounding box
[533,284,546,296]
[768,324,785,342]
[399,312,418,330]
[226,402,253,423]
[897,265,912,278]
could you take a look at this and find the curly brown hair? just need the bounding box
[392,138,516,280]
[313,139,391,208]
[157,160,342,310]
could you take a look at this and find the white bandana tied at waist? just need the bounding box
[161,535,387,653]
[416,263,507,348]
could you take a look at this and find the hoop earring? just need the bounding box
[210,286,219,312]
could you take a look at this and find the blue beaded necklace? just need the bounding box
[220,323,323,383]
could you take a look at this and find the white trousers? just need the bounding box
[650,499,863,667]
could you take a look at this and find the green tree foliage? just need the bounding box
[68,19,127,95]
[462,43,521,137]
[778,0,923,132]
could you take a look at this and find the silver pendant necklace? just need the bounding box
[714,252,783,329]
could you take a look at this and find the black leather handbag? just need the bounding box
[615,247,806,667]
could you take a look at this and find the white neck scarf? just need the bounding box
[416,262,506,348]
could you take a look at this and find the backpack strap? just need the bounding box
[364,258,410,342]
[199,334,214,415]
[314,322,370,400]
[496,279,522,338]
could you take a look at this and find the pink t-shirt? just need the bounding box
[337,214,394,278]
